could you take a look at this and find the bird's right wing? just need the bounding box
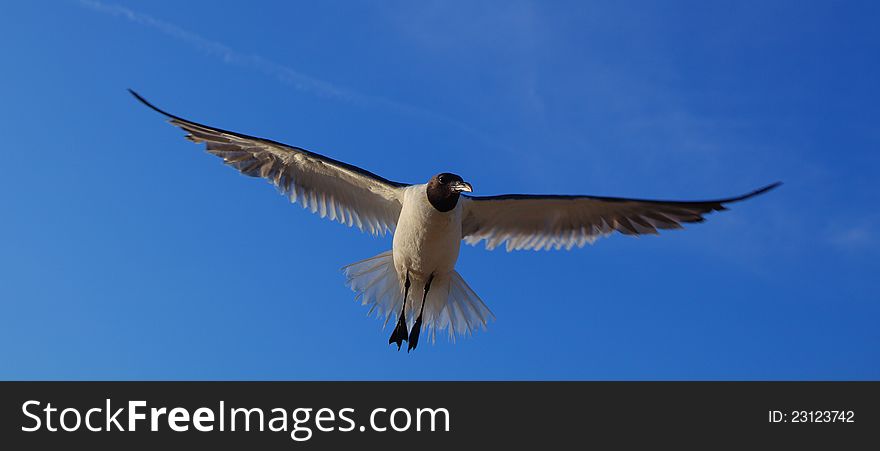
[130,90,407,236]
[461,183,780,251]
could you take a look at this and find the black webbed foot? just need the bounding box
[389,317,408,351]
[407,316,423,352]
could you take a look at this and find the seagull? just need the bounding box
[130,90,780,352]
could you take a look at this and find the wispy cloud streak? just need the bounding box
[78,0,508,151]
[828,222,877,252]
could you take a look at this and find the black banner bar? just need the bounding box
[2,382,877,448]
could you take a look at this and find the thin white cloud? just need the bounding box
[77,0,509,152]
[77,0,381,103]
[828,223,877,251]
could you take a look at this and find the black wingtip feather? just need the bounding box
[742,181,782,199]
[128,88,179,119]
[126,89,410,189]
[690,181,783,205]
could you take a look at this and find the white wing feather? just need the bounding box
[461,184,780,251]
[131,90,407,235]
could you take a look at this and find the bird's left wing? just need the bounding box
[130,90,408,235]
[461,183,780,251]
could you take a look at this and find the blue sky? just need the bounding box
[1,0,877,380]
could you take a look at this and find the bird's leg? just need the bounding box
[408,273,434,352]
[389,271,411,351]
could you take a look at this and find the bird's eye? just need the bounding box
[438,175,447,184]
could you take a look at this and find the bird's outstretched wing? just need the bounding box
[130,90,407,236]
[461,183,780,251]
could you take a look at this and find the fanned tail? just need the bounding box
[342,251,495,343]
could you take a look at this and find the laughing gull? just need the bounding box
[130,90,780,352]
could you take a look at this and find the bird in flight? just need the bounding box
[130,90,780,352]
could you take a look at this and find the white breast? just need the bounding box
[392,184,463,280]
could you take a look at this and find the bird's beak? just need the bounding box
[450,181,473,193]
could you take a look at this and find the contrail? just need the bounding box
[78,0,511,153]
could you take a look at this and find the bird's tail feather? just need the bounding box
[342,251,495,343]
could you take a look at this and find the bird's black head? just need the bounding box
[426,173,473,212]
